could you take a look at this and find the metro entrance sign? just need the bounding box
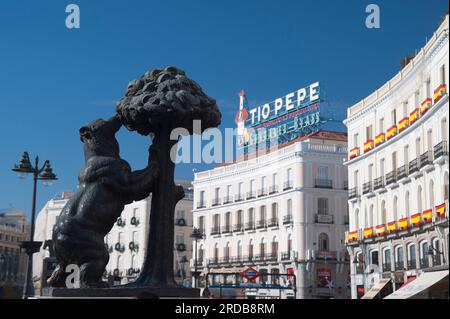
[240,267,261,283]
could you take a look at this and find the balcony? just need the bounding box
[223,196,233,204]
[382,263,392,273]
[283,215,293,225]
[258,188,268,197]
[397,165,409,181]
[221,225,232,234]
[420,258,429,269]
[348,187,359,200]
[269,185,279,194]
[233,224,244,232]
[245,222,255,231]
[254,254,266,262]
[283,181,293,190]
[395,261,404,271]
[385,170,397,186]
[266,253,278,261]
[434,141,448,162]
[235,194,244,202]
[268,218,279,227]
[374,177,385,191]
[315,214,333,224]
[210,227,220,235]
[212,198,221,206]
[281,252,291,260]
[219,257,231,265]
[407,259,417,270]
[197,201,206,209]
[256,220,267,229]
[362,182,373,195]
[209,258,219,266]
[230,256,244,264]
[409,158,420,175]
[420,151,433,169]
[314,178,332,189]
[246,191,256,200]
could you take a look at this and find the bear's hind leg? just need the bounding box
[79,249,109,288]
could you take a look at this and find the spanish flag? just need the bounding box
[387,125,397,140]
[420,98,432,115]
[409,108,419,124]
[363,227,373,239]
[348,231,358,242]
[398,218,408,230]
[387,221,397,232]
[410,213,422,227]
[398,117,409,132]
[375,133,385,146]
[422,209,432,223]
[364,140,374,153]
[433,84,446,103]
[375,225,386,236]
[436,203,446,219]
[349,147,360,159]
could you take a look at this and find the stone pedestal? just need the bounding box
[41,286,200,299]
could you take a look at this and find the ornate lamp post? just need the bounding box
[190,227,205,288]
[12,151,57,298]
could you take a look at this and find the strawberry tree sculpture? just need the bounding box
[116,66,221,286]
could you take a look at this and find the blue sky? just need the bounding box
[0,0,448,218]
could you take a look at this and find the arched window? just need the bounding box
[407,243,416,270]
[271,236,278,259]
[382,248,391,270]
[271,203,278,219]
[419,240,429,268]
[248,240,254,259]
[225,212,231,230]
[431,238,442,266]
[380,200,386,225]
[369,204,374,227]
[287,199,292,216]
[405,191,410,217]
[260,238,266,258]
[260,206,266,221]
[393,196,398,222]
[354,208,360,230]
[248,208,255,225]
[370,250,379,266]
[318,233,329,251]
[237,241,242,259]
[236,210,243,228]
[417,186,423,214]
[429,180,435,211]
[199,244,204,263]
[395,245,404,270]
[224,242,231,261]
[214,243,219,262]
[444,172,449,201]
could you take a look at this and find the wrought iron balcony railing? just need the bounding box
[245,222,255,231]
[235,194,245,202]
[210,227,220,235]
[386,170,397,185]
[409,158,419,174]
[315,214,333,224]
[374,177,385,190]
[246,191,256,200]
[283,214,293,225]
[258,188,268,197]
[348,187,359,199]
[362,182,373,194]
[212,198,221,206]
[315,178,332,189]
[268,218,279,227]
[223,196,233,204]
[397,165,408,180]
[283,181,293,190]
[269,185,279,194]
[197,201,206,209]
[420,151,433,168]
[233,224,244,232]
[434,141,448,159]
[256,220,267,229]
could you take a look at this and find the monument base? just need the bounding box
[41,286,201,299]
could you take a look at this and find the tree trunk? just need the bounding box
[133,123,183,287]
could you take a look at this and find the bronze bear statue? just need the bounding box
[48,115,159,288]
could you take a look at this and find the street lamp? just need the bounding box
[190,227,205,289]
[12,151,57,299]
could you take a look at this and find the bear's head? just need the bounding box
[79,115,122,160]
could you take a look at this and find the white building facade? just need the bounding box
[191,131,350,299]
[33,180,194,291]
[344,14,449,299]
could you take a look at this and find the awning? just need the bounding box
[361,279,391,299]
[384,270,449,299]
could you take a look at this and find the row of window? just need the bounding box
[356,237,444,272]
[353,175,449,230]
[197,232,331,264]
[350,68,447,152]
